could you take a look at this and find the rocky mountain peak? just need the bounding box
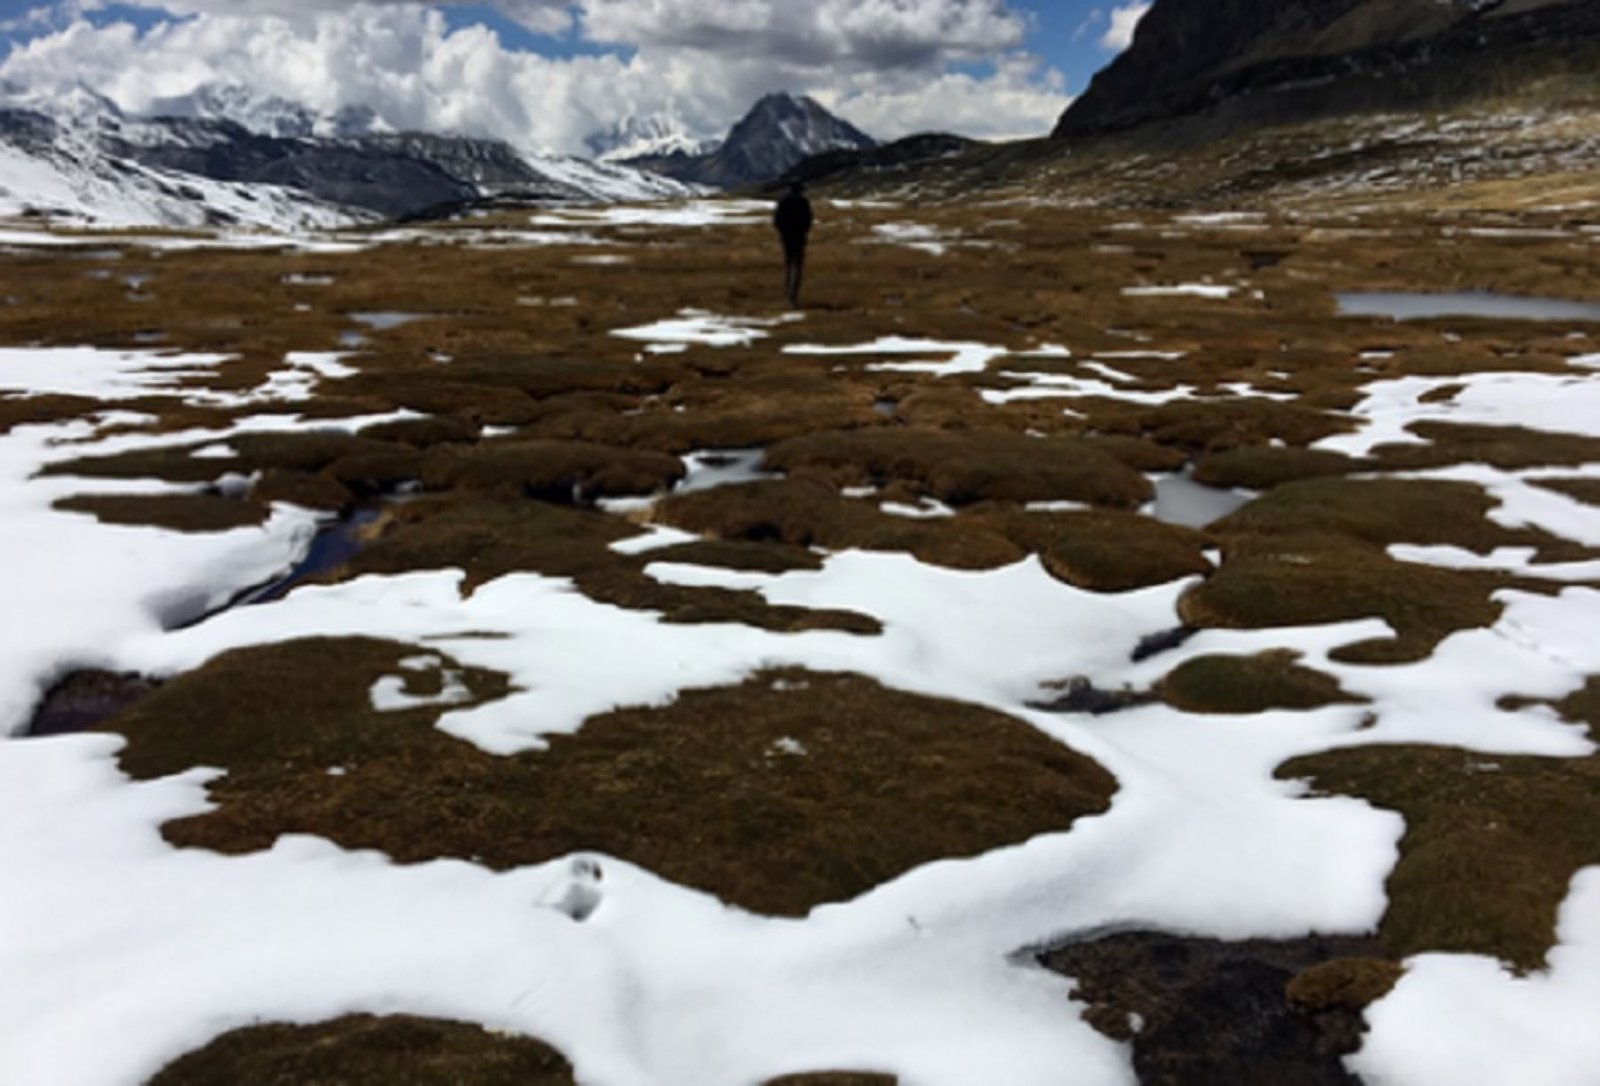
[624,91,876,189]
[1054,0,1596,140]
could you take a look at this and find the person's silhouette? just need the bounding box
[773,181,813,308]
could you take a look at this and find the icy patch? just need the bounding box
[370,667,474,713]
[1173,212,1269,228]
[0,346,225,399]
[530,200,769,230]
[613,310,792,349]
[349,311,428,332]
[608,525,700,556]
[880,498,955,520]
[869,223,955,256]
[1145,472,1251,529]
[785,336,1006,378]
[1389,545,1600,582]
[1123,284,1237,300]
[1352,868,1600,1086]
[1317,371,1600,457]
[983,370,1195,407]
[239,352,358,404]
[676,449,778,494]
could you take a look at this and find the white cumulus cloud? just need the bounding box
[1100,1,1151,52]
[0,1,1068,153]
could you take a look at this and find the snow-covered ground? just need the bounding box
[0,140,361,231]
[3,221,1600,1085]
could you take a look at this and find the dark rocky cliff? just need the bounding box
[1054,0,1599,140]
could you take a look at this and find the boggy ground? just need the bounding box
[5,188,1600,1084]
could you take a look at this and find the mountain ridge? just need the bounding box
[0,83,698,228]
[625,93,877,190]
[1054,0,1600,140]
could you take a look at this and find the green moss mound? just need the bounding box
[658,479,1025,571]
[1180,537,1506,663]
[52,493,266,533]
[1279,745,1600,971]
[1158,651,1362,714]
[1192,446,1361,489]
[343,495,879,634]
[147,1015,574,1086]
[113,640,1116,916]
[1286,958,1404,1012]
[420,439,684,501]
[765,430,1156,508]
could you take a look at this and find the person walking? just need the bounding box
[773,181,813,308]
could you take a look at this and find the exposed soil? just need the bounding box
[1039,931,1397,1086]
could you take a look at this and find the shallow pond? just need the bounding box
[1338,292,1600,322]
[675,449,780,495]
[350,311,429,330]
[1148,471,1250,529]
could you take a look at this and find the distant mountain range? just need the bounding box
[0,82,699,229]
[0,83,882,229]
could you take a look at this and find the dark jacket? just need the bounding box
[774,191,813,246]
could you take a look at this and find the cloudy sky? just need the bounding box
[0,1,1152,155]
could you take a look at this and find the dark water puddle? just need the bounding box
[1038,930,1388,1086]
[234,504,383,607]
[1339,291,1600,322]
[27,670,162,738]
[350,311,429,331]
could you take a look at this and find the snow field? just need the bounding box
[4,249,1600,1085]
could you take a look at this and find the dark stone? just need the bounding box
[1039,930,1388,1086]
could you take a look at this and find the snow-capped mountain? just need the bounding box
[0,84,357,230]
[0,82,701,228]
[145,83,387,140]
[586,114,722,163]
[624,93,877,189]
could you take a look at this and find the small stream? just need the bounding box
[23,504,384,738]
[232,504,383,607]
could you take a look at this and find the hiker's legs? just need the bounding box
[785,246,806,307]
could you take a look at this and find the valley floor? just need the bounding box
[1,190,1599,1085]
